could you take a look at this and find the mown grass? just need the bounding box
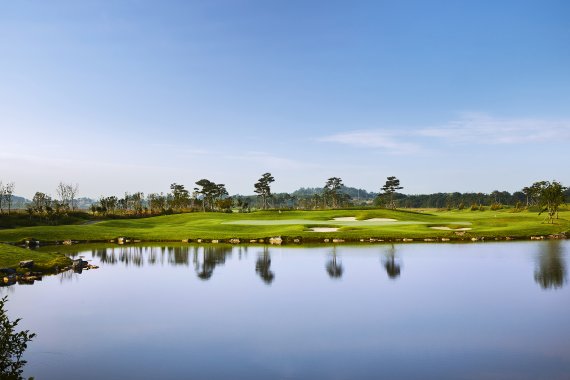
[0,208,567,243]
[0,244,72,272]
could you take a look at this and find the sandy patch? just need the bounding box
[430,226,472,231]
[364,218,397,222]
[332,217,357,221]
[310,227,339,232]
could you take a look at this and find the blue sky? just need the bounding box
[1,0,569,198]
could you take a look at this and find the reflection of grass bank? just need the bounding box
[0,244,72,272]
[0,209,567,244]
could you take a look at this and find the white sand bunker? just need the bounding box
[430,226,472,231]
[310,227,339,232]
[331,217,398,222]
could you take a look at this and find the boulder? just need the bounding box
[19,260,34,269]
[269,237,283,245]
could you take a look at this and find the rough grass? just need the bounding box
[0,209,568,243]
[0,243,72,272]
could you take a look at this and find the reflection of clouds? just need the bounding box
[534,241,567,290]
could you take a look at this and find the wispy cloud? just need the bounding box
[319,131,422,155]
[419,113,570,144]
[224,151,323,170]
[320,113,570,153]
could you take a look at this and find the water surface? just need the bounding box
[2,241,569,380]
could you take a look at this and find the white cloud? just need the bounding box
[320,113,570,153]
[319,131,422,155]
[419,113,570,144]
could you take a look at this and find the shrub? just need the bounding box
[0,296,35,380]
[490,202,503,210]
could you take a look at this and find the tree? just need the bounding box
[31,192,51,215]
[323,177,343,208]
[3,182,15,215]
[536,180,567,223]
[56,182,78,211]
[0,296,36,379]
[0,181,4,214]
[169,183,190,211]
[194,180,228,212]
[381,176,403,209]
[254,172,275,210]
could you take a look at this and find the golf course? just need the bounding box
[1,207,568,244]
[1,207,568,272]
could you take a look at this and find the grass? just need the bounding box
[0,208,568,244]
[0,243,72,273]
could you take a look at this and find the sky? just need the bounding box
[1,0,569,199]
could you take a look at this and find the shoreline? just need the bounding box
[11,232,568,248]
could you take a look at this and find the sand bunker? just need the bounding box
[430,226,472,231]
[310,227,339,232]
[331,217,398,222]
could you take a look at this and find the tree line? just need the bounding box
[1,175,567,222]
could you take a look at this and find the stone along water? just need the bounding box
[2,241,569,380]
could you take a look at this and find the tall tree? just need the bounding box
[4,182,14,215]
[0,181,4,214]
[254,172,275,210]
[170,183,190,211]
[323,177,343,208]
[56,182,78,211]
[381,176,403,209]
[195,179,226,211]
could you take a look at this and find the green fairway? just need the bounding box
[0,208,568,244]
[0,243,72,272]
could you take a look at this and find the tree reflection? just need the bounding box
[325,246,343,279]
[255,246,275,285]
[382,244,401,279]
[193,246,232,281]
[534,241,567,290]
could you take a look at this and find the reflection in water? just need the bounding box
[193,246,232,281]
[255,247,275,285]
[325,247,343,279]
[534,241,567,290]
[382,244,401,279]
[89,246,233,280]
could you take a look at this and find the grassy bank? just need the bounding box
[0,208,568,244]
[0,244,72,272]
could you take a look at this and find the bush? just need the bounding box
[490,202,503,210]
[0,296,35,380]
[470,203,479,211]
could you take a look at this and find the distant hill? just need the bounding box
[291,186,377,200]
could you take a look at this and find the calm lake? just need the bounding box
[2,241,570,380]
